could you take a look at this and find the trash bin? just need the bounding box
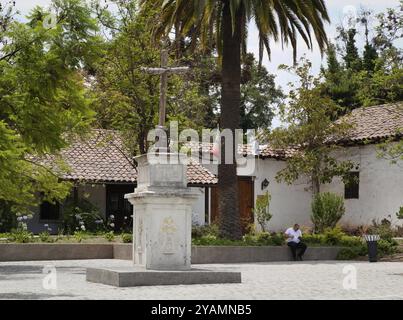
[364,235,380,263]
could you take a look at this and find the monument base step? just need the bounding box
[86,267,242,287]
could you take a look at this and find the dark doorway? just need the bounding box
[106,184,135,232]
[210,176,254,234]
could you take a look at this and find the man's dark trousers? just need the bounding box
[287,242,307,260]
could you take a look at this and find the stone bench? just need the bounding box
[0,243,342,263]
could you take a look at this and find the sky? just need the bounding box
[13,0,401,126]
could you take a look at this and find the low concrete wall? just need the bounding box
[113,244,133,260]
[0,244,113,262]
[111,244,342,264]
[191,246,342,264]
[0,244,342,263]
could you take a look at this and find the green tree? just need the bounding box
[200,53,284,131]
[0,0,97,212]
[146,0,330,239]
[270,59,355,195]
[322,2,403,113]
[91,0,206,155]
[341,28,362,72]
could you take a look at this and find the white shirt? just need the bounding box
[285,228,302,244]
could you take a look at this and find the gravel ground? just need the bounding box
[0,259,402,300]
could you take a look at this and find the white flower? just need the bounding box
[80,225,86,231]
[110,215,115,220]
[79,221,85,226]
[44,224,49,228]
[110,223,115,228]
[23,216,28,220]
[17,217,23,222]
[124,216,128,220]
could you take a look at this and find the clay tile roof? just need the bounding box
[339,102,403,143]
[259,145,297,160]
[187,159,218,185]
[35,129,217,185]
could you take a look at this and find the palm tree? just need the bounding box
[143,0,330,240]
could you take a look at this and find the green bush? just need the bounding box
[39,232,53,243]
[121,233,133,243]
[368,219,395,242]
[269,233,286,246]
[73,231,88,243]
[9,230,33,243]
[337,247,364,260]
[192,224,219,239]
[254,192,272,232]
[377,239,398,256]
[302,233,326,245]
[311,192,345,233]
[323,227,346,245]
[62,199,104,235]
[339,235,363,247]
[104,231,115,242]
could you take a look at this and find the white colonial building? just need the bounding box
[30,103,402,234]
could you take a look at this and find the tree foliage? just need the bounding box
[0,0,97,212]
[321,2,403,114]
[270,58,355,194]
[91,0,207,155]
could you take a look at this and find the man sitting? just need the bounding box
[285,224,307,261]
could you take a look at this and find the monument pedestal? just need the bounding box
[86,152,241,286]
[86,266,241,287]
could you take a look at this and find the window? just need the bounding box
[40,201,61,221]
[344,172,360,199]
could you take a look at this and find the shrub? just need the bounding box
[254,192,272,232]
[192,224,219,239]
[121,233,133,243]
[9,230,33,243]
[73,231,88,243]
[311,192,345,233]
[337,247,362,260]
[302,233,326,245]
[368,218,395,242]
[269,233,285,246]
[39,232,53,243]
[256,232,271,243]
[104,231,115,242]
[339,235,363,247]
[323,227,346,245]
[62,199,104,235]
[377,239,398,257]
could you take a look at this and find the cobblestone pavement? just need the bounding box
[0,260,402,300]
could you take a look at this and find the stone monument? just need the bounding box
[86,47,241,287]
[127,152,197,271]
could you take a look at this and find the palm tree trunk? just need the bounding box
[218,0,242,240]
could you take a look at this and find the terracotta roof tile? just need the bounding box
[339,102,403,143]
[34,130,217,185]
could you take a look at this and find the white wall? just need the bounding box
[321,144,403,227]
[190,187,207,226]
[200,142,403,232]
[254,159,313,232]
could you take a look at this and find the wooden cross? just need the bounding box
[142,49,190,128]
